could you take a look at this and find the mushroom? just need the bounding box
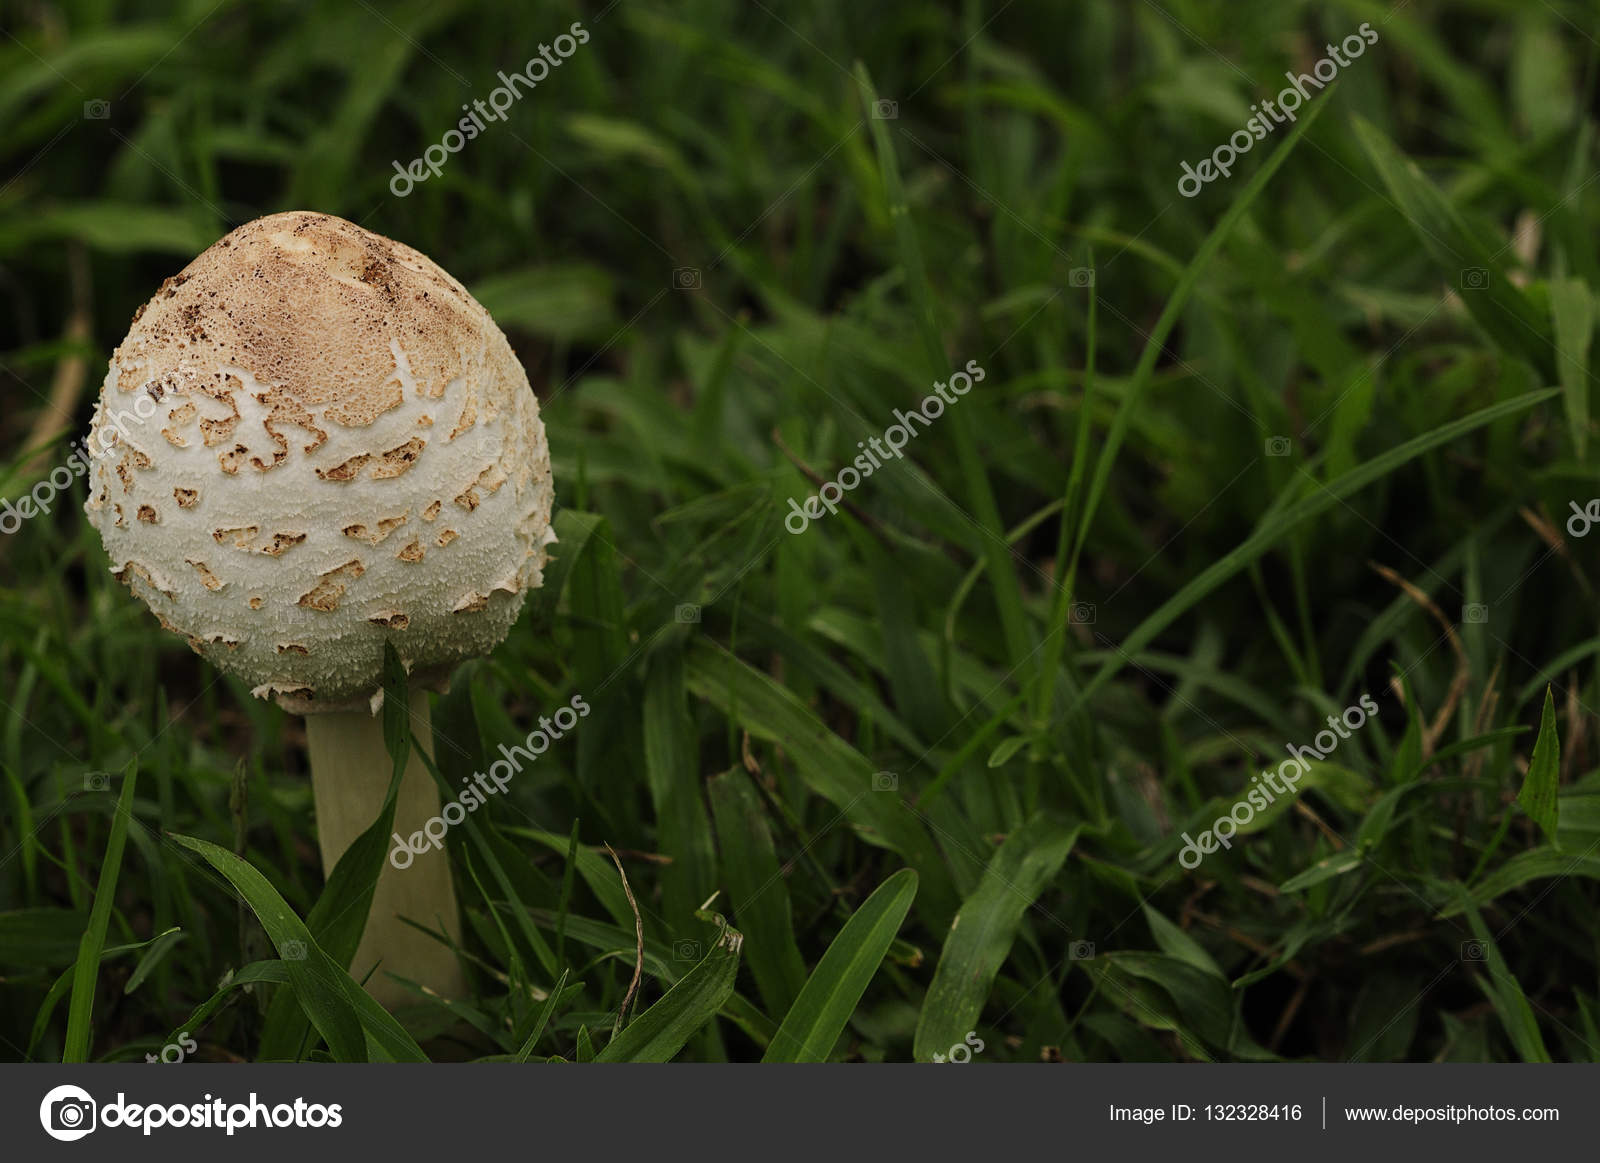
[83,211,556,1008]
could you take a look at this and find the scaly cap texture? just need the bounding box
[84,211,555,712]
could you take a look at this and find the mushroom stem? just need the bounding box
[305,688,465,1008]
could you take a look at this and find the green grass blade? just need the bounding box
[515,968,571,1062]
[644,647,716,925]
[259,650,411,1059]
[515,966,572,1062]
[63,761,137,1062]
[569,514,629,686]
[1456,889,1552,1062]
[1517,687,1561,845]
[1448,847,1600,914]
[1035,245,1097,727]
[1072,388,1559,711]
[0,909,88,971]
[1551,276,1594,458]
[1279,850,1365,894]
[763,868,918,1063]
[687,640,954,916]
[1352,116,1556,380]
[1070,88,1332,570]
[35,928,175,1060]
[425,683,560,979]
[256,779,406,1059]
[855,62,1031,665]
[165,961,294,1059]
[595,926,742,1062]
[913,818,1080,1061]
[708,768,808,1016]
[502,827,634,931]
[167,832,427,1062]
[1142,905,1224,981]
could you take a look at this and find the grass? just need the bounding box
[2,0,1600,1063]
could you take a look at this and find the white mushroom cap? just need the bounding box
[84,211,555,713]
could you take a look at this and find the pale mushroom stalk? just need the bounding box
[84,211,556,1009]
[306,688,463,1008]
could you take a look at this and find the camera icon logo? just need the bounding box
[1068,267,1095,288]
[281,939,308,961]
[1460,940,1488,961]
[1265,436,1292,457]
[40,1084,97,1141]
[1069,602,1096,625]
[1068,940,1096,961]
[675,603,701,624]
[83,772,110,792]
[1460,267,1489,290]
[673,939,703,962]
[872,98,898,119]
[83,99,110,120]
[1463,604,1488,624]
[872,771,898,792]
[673,267,702,290]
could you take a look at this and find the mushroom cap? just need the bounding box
[83,211,555,713]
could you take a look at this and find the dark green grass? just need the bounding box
[3,0,1600,1062]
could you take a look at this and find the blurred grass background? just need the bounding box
[3,0,1600,1062]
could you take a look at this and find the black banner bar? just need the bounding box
[7,1064,1599,1157]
